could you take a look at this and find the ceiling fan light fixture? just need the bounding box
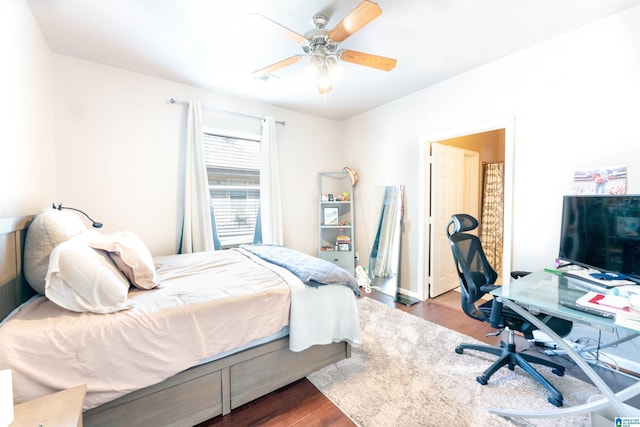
[317,64,332,93]
[318,82,332,94]
[326,56,342,79]
[304,54,322,77]
[252,1,395,95]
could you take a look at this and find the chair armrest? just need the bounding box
[480,284,499,293]
[510,271,530,279]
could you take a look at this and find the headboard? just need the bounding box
[0,215,35,320]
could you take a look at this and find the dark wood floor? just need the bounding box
[198,290,637,427]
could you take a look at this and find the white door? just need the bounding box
[429,143,479,298]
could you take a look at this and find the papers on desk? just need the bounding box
[576,291,640,330]
[562,268,635,289]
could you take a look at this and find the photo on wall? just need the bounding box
[573,166,627,195]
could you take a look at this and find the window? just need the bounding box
[202,128,261,248]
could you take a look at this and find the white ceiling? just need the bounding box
[27,0,639,121]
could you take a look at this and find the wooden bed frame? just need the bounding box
[0,216,351,426]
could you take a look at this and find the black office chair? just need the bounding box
[446,214,572,407]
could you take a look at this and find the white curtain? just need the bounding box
[258,116,284,245]
[179,100,214,253]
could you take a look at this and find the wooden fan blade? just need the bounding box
[252,56,302,78]
[247,13,307,44]
[327,0,382,43]
[339,49,397,71]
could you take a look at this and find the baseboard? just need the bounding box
[397,288,422,302]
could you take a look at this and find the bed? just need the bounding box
[0,213,361,426]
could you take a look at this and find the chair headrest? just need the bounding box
[450,214,478,233]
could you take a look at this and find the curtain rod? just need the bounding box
[170,98,285,126]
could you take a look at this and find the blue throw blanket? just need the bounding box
[240,244,360,297]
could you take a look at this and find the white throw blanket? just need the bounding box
[238,249,362,352]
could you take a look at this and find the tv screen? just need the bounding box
[559,195,640,279]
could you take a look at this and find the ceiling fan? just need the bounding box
[251,0,397,94]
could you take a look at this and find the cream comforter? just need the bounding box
[0,248,361,410]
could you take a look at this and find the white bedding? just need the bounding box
[0,248,361,410]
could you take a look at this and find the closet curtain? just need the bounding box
[255,116,284,245]
[179,100,215,253]
[480,162,504,274]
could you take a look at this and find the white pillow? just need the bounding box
[88,231,159,290]
[45,233,134,314]
[24,209,87,294]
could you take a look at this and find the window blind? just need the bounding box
[203,132,260,248]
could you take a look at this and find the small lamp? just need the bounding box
[52,203,103,228]
[0,369,13,427]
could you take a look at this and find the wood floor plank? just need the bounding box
[196,378,354,427]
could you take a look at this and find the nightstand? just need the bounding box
[11,384,86,427]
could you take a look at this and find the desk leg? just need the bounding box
[489,297,640,419]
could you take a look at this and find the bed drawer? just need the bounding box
[229,339,348,410]
[84,365,223,427]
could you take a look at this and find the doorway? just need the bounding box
[417,118,514,300]
[429,143,480,298]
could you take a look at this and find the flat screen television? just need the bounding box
[559,195,640,280]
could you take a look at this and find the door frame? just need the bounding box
[417,117,514,300]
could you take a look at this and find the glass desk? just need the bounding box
[491,270,640,420]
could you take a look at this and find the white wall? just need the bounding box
[7,1,639,291]
[343,6,640,299]
[52,55,342,255]
[0,0,56,217]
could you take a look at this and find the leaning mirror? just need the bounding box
[368,185,418,305]
[369,186,403,296]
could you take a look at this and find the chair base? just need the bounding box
[455,333,565,407]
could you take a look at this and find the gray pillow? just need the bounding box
[24,209,87,294]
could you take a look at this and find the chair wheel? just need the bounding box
[455,346,464,354]
[476,376,488,385]
[548,397,563,407]
[552,368,565,377]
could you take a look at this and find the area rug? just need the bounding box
[308,297,600,427]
